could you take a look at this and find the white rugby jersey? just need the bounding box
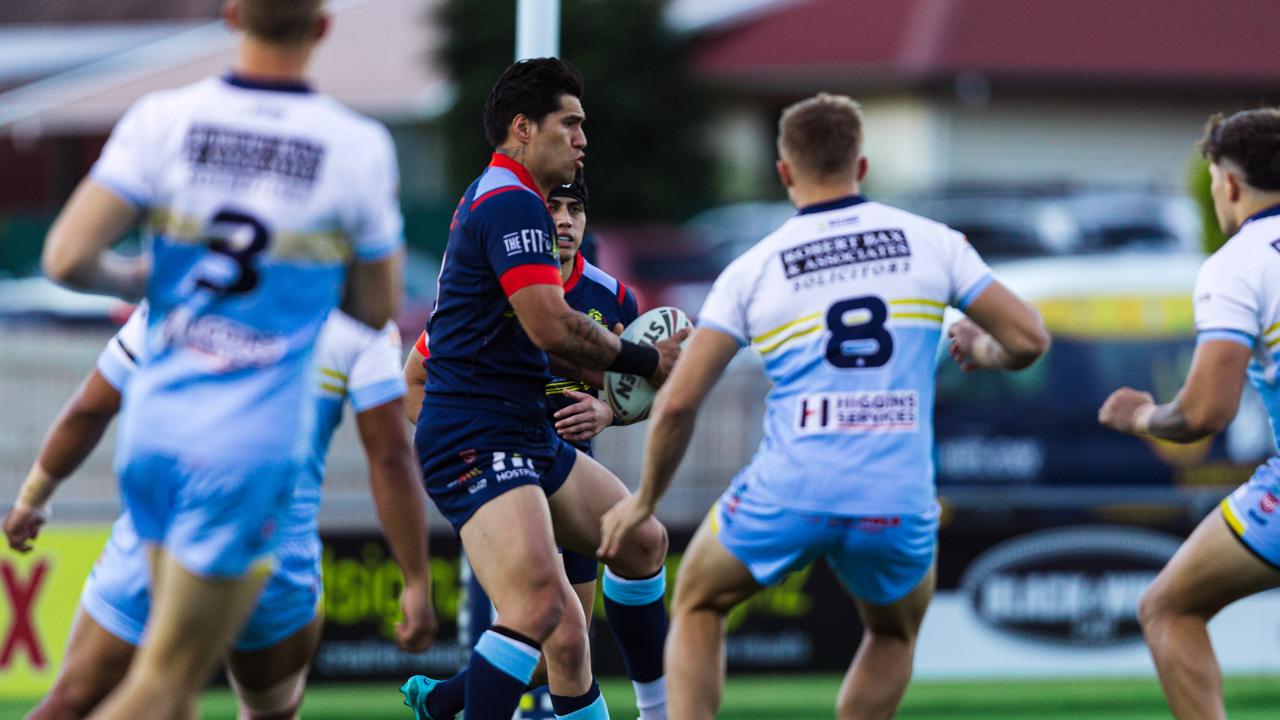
[1193,205,1280,450]
[699,195,992,515]
[98,304,407,540]
[92,74,403,462]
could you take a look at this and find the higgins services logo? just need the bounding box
[959,526,1182,646]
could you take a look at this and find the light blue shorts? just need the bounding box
[81,512,322,651]
[713,481,938,605]
[116,451,297,578]
[1221,457,1280,570]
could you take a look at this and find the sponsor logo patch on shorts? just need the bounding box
[795,390,918,434]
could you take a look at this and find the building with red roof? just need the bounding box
[683,0,1280,194]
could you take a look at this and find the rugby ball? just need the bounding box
[604,306,692,423]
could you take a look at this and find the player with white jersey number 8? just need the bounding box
[598,92,1050,720]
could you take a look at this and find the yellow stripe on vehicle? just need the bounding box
[1221,497,1246,536]
[755,312,822,344]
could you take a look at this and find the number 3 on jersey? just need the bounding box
[194,209,271,295]
[825,296,893,368]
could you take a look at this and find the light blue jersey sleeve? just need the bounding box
[348,126,405,262]
[89,94,160,210]
[347,321,408,411]
[95,304,149,391]
[944,231,994,311]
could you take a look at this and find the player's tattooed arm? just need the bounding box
[554,309,620,369]
[511,285,686,383]
[1099,339,1250,443]
[548,353,605,389]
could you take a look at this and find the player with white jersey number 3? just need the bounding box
[3,304,435,720]
[598,93,1049,720]
[33,2,416,719]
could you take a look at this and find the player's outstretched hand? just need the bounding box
[598,494,655,561]
[647,327,692,387]
[396,578,438,653]
[3,504,47,553]
[1099,387,1156,435]
[554,390,613,442]
[946,318,984,371]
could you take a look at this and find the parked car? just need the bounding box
[612,185,1201,316]
[934,252,1271,521]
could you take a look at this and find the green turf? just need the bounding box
[2,675,1277,718]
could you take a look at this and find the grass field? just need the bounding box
[4,675,1279,718]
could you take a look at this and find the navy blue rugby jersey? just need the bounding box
[545,252,639,452]
[423,154,562,413]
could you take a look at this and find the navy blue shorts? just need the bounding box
[417,399,577,532]
[561,548,599,585]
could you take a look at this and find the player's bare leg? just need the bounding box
[837,564,935,720]
[226,615,324,720]
[528,578,597,688]
[665,515,761,720]
[1139,510,1280,720]
[26,610,135,720]
[550,451,670,717]
[549,452,667,577]
[87,547,269,720]
[458,484,573,714]
[461,484,568,646]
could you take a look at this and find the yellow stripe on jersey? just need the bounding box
[320,382,345,396]
[1264,320,1280,338]
[708,501,721,534]
[320,368,349,382]
[756,325,821,355]
[1221,497,1246,536]
[1267,335,1280,350]
[890,298,946,309]
[146,209,353,262]
[755,312,822,343]
[889,312,944,323]
[546,380,591,395]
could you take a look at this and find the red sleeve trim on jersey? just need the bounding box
[415,331,430,359]
[499,264,564,296]
[616,280,628,305]
[470,185,524,210]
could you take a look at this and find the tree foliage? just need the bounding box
[435,0,713,222]
[1187,155,1227,254]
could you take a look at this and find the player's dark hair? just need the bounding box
[778,93,863,179]
[484,58,585,148]
[237,0,324,45]
[548,172,589,209]
[1199,109,1280,191]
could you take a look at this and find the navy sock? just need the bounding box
[427,668,467,719]
[465,627,541,719]
[551,681,607,719]
[603,567,669,683]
